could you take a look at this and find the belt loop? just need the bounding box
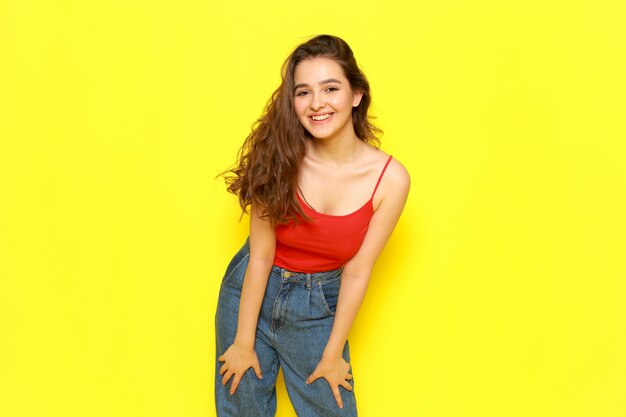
[306,274,311,289]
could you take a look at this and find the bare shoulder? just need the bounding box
[385,156,410,188]
[369,149,410,211]
[372,149,410,195]
[381,157,410,209]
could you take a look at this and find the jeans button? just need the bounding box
[284,271,291,278]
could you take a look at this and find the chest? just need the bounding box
[297,165,379,216]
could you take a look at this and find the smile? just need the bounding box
[310,113,334,122]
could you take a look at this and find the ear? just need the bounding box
[352,90,364,107]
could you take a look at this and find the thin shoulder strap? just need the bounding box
[297,184,316,211]
[371,155,393,199]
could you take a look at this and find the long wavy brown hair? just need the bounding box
[219,34,382,226]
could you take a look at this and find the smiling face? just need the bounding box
[293,57,363,141]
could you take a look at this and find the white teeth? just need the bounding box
[311,114,331,121]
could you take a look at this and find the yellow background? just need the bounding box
[1,1,625,416]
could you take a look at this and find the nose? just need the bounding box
[310,91,324,111]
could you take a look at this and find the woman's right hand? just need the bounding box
[218,342,263,395]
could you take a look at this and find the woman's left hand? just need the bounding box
[306,355,353,409]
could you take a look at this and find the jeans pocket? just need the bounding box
[317,277,341,316]
[220,251,249,289]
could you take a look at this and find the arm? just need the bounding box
[306,159,411,407]
[324,161,410,358]
[234,204,276,347]
[218,203,276,394]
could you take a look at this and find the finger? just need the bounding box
[218,355,224,362]
[346,373,353,380]
[230,373,242,395]
[219,363,227,375]
[340,380,353,392]
[332,386,343,409]
[306,371,320,385]
[221,370,233,386]
[252,361,263,379]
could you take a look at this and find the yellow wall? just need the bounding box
[1,1,625,416]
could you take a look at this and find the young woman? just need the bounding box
[215,34,410,417]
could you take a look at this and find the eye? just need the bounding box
[326,86,339,92]
[296,90,309,97]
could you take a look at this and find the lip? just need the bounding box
[309,112,334,124]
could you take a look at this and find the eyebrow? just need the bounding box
[294,78,343,91]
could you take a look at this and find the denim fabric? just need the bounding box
[215,237,358,417]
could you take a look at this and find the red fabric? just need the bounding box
[274,155,393,273]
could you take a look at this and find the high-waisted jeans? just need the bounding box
[215,237,358,417]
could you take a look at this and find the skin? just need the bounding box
[218,57,411,409]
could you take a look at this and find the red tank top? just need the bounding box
[273,155,393,273]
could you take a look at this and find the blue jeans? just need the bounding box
[215,237,358,417]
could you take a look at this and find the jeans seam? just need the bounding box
[317,281,336,316]
[220,252,249,288]
[270,279,285,334]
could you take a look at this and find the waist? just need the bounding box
[240,236,344,282]
[271,264,344,286]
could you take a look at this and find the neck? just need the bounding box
[306,134,364,167]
